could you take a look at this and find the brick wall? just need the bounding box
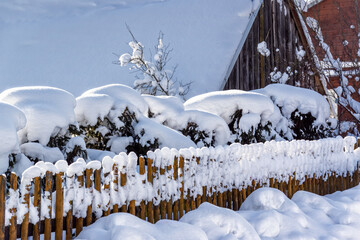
[305,0,360,131]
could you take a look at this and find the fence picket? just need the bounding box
[21,179,31,240]
[33,177,41,240]
[94,169,101,222]
[9,173,17,240]
[75,174,84,236]
[44,171,53,240]
[55,172,64,240]
[173,156,179,220]
[139,157,146,220]
[85,169,93,226]
[179,156,185,218]
[147,158,154,223]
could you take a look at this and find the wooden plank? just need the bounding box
[66,174,74,240]
[21,180,31,240]
[9,173,17,240]
[76,174,84,236]
[103,170,112,216]
[44,171,53,240]
[0,175,5,240]
[120,167,127,213]
[55,172,64,240]
[33,177,41,240]
[173,157,179,221]
[179,156,185,218]
[139,157,146,220]
[94,169,101,222]
[166,164,173,219]
[85,169,93,226]
[112,161,120,213]
[147,158,154,223]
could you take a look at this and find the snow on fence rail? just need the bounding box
[0,136,360,240]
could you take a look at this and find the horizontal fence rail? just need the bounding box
[0,136,360,239]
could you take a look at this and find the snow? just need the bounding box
[134,116,197,150]
[75,84,148,126]
[144,95,230,146]
[255,84,330,125]
[77,185,360,240]
[257,41,270,57]
[20,142,64,164]
[0,86,76,146]
[0,0,261,98]
[0,102,26,173]
[184,90,275,127]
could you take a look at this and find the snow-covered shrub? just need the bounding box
[143,95,230,147]
[184,90,279,144]
[75,84,195,156]
[0,102,27,175]
[256,84,332,140]
[0,86,86,165]
[118,30,191,99]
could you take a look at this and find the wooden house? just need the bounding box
[222,0,325,93]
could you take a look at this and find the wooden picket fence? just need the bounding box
[0,138,359,240]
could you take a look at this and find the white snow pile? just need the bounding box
[75,84,195,153]
[0,102,26,173]
[144,95,230,147]
[184,90,275,131]
[255,83,330,126]
[0,86,77,145]
[75,84,148,126]
[257,41,270,57]
[77,186,360,240]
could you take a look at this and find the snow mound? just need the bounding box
[184,90,276,128]
[75,84,148,126]
[180,202,260,240]
[255,84,330,125]
[76,212,207,240]
[144,95,230,146]
[77,185,360,240]
[0,102,26,173]
[0,86,76,145]
[134,116,197,151]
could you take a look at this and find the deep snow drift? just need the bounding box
[77,186,360,240]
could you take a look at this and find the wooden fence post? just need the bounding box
[0,175,5,240]
[166,163,173,220]
[44,171,53,240]
[288,175,292,198]
[94,169,101,222]
[21,180,31,240]
[65,173,74,240]
[139,157,146,220]
[85,168,93,226]
[33,176,41,240]
[179,156,185,218]
[120,166,127,213]
[173,156,179,220]
[9,173,17,240]
[76,173,85,236]
[55,172,64,240]
[147,158,154,223]
[160,164,166,219]
[103,171,112,217]
[112,162,119,213]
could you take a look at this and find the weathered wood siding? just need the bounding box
[224,0,315,91]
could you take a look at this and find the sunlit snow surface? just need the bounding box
[77,186,360,240]
[0,0,261,98]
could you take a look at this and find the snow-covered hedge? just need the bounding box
[0,83,335,175]
[74,84,195,155]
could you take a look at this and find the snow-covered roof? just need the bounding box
[0,0,261,98]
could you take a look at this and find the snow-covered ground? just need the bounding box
[77,186,360,240]
[0,0,260,98]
